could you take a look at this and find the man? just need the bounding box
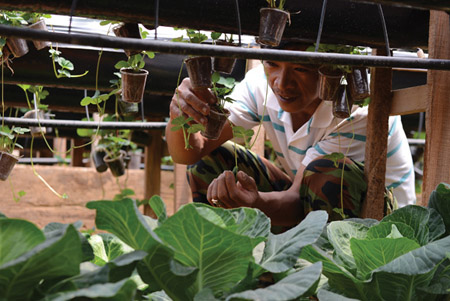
[165,42,415,226]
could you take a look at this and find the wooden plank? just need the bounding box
[390,85,427,115]
[422,11,450,205]
[70,138,84,167]
[143,130,163,218]
[362,48,392,220]
[174,163,192,211]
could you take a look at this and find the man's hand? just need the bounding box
[206,170,261,209]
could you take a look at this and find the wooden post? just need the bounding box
[143,130,162,218]
[422,11,450,205]
[361,48,392,220]
[70,138,85,167]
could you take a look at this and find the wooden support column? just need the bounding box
[70,138,85,167]
[422,11,450,205]
[362,48,392,220]
[143,130,162,218]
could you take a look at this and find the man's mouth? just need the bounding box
[277,95,297,103]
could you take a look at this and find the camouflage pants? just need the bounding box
[187,142,371,221]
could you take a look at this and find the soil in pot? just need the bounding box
[213,41,237,74]
[91,148,108,173]
[120,68,148,103]
[0,151,19,181]
[201,106,230,140]
[119,98,139,116]
[23,109,47,137]
[104,150,127,177]
[258,8,289,47]
[28,19,50,50]
[318,66,344,101]
[6,36,29,58]
[347,67,370,102]
[113,23,142,57]
[185,56,212,89]
[333,85,353,119]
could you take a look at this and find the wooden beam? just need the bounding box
[422,11,450,205]
[390,85,427,115]
[143,130,163,218]
[362,48,392,220]
[70,138,85,167]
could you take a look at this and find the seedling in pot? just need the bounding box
[21,12,51,50]
[0,126,30,181]
[259,0,289,47]
[0,11,29,58]
[212,32,238,74]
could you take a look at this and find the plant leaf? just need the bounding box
[428,182,450,235]
[149,195,168,224]
[366,221,416,242]
[259,210,328,273]
[0,225,82,300]
[226,262,322,301]
[89,233,134,266]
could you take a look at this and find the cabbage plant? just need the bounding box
[301,183,450,301]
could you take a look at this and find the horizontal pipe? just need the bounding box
[1,117,167,130]
[0,25,448,70]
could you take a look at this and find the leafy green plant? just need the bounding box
[20,11,51,24]
[266,0,286,10]
[114,52,155,72]
[0,10,26,27]
[301,182,450,300]
[211,71,237,112]
[308,43,366,74]
[99,135,136,160]
[0,125,29,153]
[49,48,89,79]
[171,28,208,44]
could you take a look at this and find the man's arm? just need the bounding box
[207,164,306,226]
[166,78,234,164]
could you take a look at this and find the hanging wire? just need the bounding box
[68,0,79,34]
[234,0,242,46]
[315,0,328,52]
[377,4,391,57]
[84,89,90,121]
[154,0,160,40]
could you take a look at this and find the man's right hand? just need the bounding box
[169,78,217,125]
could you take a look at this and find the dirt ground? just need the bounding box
[0,164,177,230]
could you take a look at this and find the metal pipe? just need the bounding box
[1,117,167,130]
[1,25,449,70]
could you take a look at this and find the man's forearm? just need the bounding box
[257,189,302,226]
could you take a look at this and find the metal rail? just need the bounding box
[1,117,167,130]
[1,25,450,70]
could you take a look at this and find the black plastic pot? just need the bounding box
[120,68,148,103]
[131,130,151,146]
[113,23,142,57]
[91,147,108,173]
[318,66,344,101]
[6,35,29,58]
[103,150,127,177]
[333,85,353,119]
[28,19,50,50]
[213,40,237,74]
[0,151,19,181]
[119,98,139,116]
[258,8,289,47]
[201,106,230,140]
[347,67,370,102]
[185,56,212,89]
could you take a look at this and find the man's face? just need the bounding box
[262,45,320,114]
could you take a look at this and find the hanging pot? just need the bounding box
[131,130,151,146]
[104,150,127,177]
[0,151,19,181]
[318,66,344,101]
[120,67,148,103]
[91,147,108,173]
[185,56,212,89]
[258,8,289,47]
[6,36,29,58]
[23,109,47,137]
[113,23,142,57]
[347,67,370,102]
[333,85,353,119]
[28,19,50,50]
[213,40,237,74]
[201,106,230,140]
[119,97,139,115]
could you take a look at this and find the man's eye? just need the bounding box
[264,61,278,67]
[294,67,309,73]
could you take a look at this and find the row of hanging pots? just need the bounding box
[318,66,370,119]
[5,18,50,59]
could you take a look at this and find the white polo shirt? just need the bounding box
[226,65,415,207]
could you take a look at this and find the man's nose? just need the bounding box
[274,68,295,90]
